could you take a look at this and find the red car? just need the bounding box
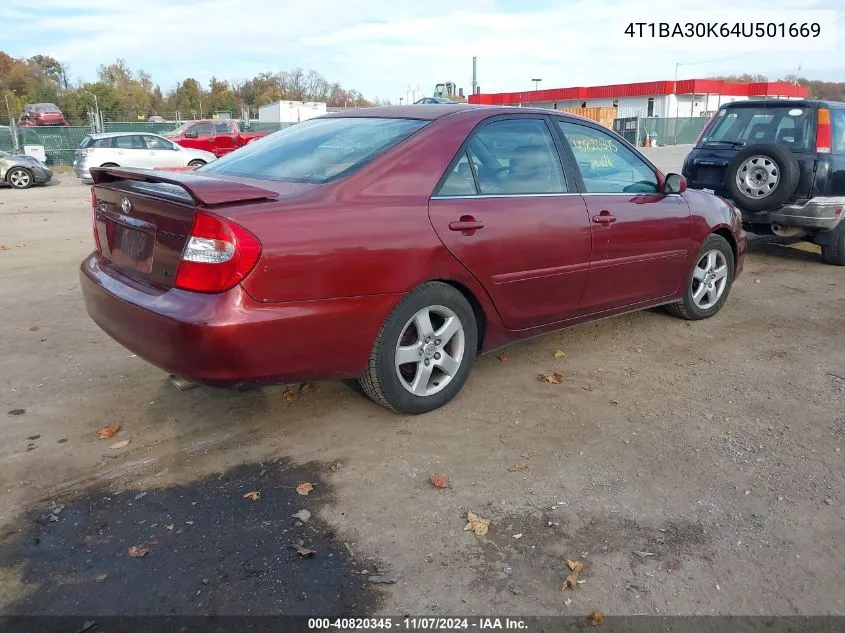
[81,105,746,414]
[164,119,271,157]
[19,103,69,126]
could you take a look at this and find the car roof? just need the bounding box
[722,99,845,110]
[319,104,597,122]
[86,131,168,139]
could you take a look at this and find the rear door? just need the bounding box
[554,119,692,311]
[428,116,592,330]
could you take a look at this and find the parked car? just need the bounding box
[72,132,217,181]
[148,116,166,123]
[164,119,271,157]
[682,99,845,265]
[18,103,68,126]
[415,97,457,104]
[0,149,53,189]
[80,105,745,414]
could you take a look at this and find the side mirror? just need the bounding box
[184,130,198,139]
[663,173,687,194]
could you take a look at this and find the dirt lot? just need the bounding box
[1,152,844,618]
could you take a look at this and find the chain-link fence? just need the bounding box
[610,116,710,147]
[0,120,296,165]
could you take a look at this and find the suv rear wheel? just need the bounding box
[820,224,845,266]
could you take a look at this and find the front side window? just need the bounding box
[462,118,567,195]
[114,135,145,149]
[144,135,175,150]
[557,121,658,194]
[190,122,213,136]
[200,116,428,184]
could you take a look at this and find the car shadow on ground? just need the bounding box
[745,235,823,264]
[0,461,379,620]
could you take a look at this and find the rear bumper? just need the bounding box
[767,197,845,232]
[80,254,401,385]
[32,166,52,184]
[73,162,91,180]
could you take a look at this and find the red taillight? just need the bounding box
[694,111,718,147]
[816,108,831,154]
[174,212,261,293]
[91,187,102,255]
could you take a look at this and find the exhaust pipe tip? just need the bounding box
[169,374,200,391]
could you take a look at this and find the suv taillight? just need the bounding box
[174,212,261,293]
[694,111,718,147]
[816,108,831,154]
[91,187,102,255]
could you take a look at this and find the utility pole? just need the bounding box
[531,78,542,105]
[472,57,478,95]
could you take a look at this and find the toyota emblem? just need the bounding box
[121,197,132,214]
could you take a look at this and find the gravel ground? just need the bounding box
[0,154,843,617]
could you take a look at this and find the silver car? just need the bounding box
[72,132,217,181]
[0,150,53,189]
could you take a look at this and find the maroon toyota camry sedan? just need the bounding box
[81,105,746,414]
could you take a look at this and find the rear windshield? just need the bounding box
[832,109,845,154]
[36,104,60,112]
[199,117,429,184]
[701,106,814,151]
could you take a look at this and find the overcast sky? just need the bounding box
[1,0,842,100]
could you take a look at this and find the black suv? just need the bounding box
[682,99,845,265]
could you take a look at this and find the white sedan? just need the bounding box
[72,132,217,181]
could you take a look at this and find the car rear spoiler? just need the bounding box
[88,166,278,206]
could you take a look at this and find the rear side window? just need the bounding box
[703,106,813,151]
[200,117,429,184]
[214,121,232,134]
[79,136,113,149]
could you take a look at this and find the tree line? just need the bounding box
[709,73,845,102]
[0,51,378,125]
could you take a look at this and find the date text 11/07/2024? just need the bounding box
[622,21,821,38]
[307,618,528,630]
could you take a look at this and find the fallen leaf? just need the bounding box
[537,372,564,384]
[498,355,508,363]
[469,481,477,487]
[97,425,120,440]
[633,550,655,558]
[564,572,579,590]
[29,325,40,332]
[243,491,261,502]
[554,350,566,359]
[109,440,130,450]
[429,474,449,489]
[296,547,316,557]
[127,546,149,558]
[191,501,199,506]
[283,389,296,401]
[0,245,8,251]
[507,462,529,472]
[296,482,314,496]
[298,383,317,392]
[512,533,523,539]
[587,610,605,626]
[567,559,584,573]
[464,512,491,536]
[94,573,108,583]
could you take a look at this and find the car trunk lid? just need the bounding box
[89,167,281,289]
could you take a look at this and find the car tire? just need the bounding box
[820,223,845,266]
[187,159,206,168]
[359,282,478,414]
[665,234,735,321]
[6,167,34,189]
[725,144,800,212]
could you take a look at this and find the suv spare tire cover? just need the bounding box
[725,143,800,212]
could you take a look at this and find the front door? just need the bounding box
[554,120,692,312]
[113,134,150,168]
[210,120,238,156]
[428,116,592,330]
